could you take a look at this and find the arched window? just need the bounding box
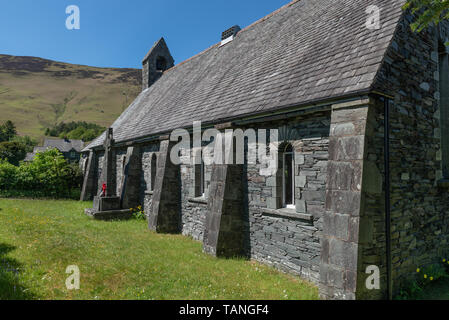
[439,40,449,178]
[150,153,157,191]
[281,143,295,208]
[156,56,167,72]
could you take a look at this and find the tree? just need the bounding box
[0,141,27,166]
[46,121,105,142]
[404,0,449,39]
[10,135,37,153]
[0,120,17,142]
[80,128,98,141]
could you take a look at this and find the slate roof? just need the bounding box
[24,152,36,162]
[86,0,405,150]
[43,139,84,153]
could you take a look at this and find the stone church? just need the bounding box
[81,0,449,300]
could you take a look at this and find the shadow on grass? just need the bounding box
[0,243,36,300]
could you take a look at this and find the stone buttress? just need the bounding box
[120,146,142,210]
[148,139,182,233]
[80,150,95,201]
[203,162,245,258]
[320,98,383,300]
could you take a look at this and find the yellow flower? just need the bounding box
[416,268,420,273]
[424,274,428,279]
[444,259,446,263]
[430,277,434,281]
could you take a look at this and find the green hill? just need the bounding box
[0,54,141,141]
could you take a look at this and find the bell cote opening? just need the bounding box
[142,37,174,90]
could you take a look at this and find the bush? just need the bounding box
[0,149,83,199]
[0,120,17,143]
[396,259,449,299]
[0,120,36,165]
[130,206,146,220]
[0,160,18,190]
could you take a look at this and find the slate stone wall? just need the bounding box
[369,15,449,294]
[134,114,330,283]
[92,113,329,285]
[244,115,330,283]
[180,162,211,241]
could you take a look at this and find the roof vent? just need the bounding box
[221,25,241,46]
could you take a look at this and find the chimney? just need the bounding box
[142,38,174,90]
[221,25,241,46]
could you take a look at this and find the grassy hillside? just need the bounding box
[0,54,141,141]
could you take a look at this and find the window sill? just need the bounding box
[144,191,154,196]
[261,207,313,222]
[437,179,449,189]
[188,196,208,205]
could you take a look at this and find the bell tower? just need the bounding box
[142,37,174,90]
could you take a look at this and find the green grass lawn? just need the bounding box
[0,199,318,300]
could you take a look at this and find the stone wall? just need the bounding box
[130,114,330,283]
[244,115,330,283]
[180,163,210,241]
[369,15,449,294]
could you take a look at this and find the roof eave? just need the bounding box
[85,88,380,152]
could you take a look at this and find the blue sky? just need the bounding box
[0,0,289,69]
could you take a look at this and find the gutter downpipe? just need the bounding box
[384,97,392,300]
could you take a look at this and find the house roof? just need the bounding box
[43,139,84,153]
[24,153,36,162]
[86,0,405,150]
[24,141,83,161]
[24,147,52,162]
